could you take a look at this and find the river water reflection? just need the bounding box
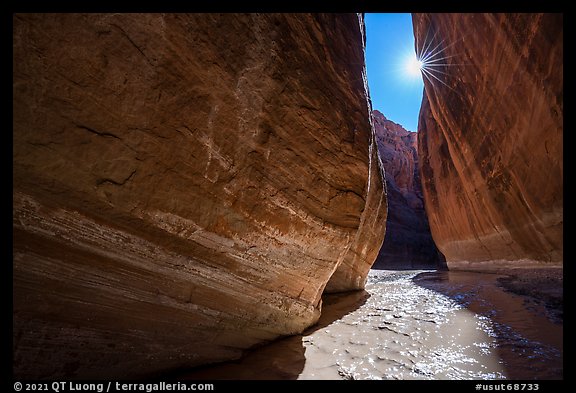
[182,270,562,380]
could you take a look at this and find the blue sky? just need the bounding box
[365,13,423,132]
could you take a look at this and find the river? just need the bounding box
[181,270,563,380]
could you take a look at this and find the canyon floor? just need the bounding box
[180,268,563,380]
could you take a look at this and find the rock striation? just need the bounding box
[413,13,563,269]
[371,110,445,269]
[13,13,387,378]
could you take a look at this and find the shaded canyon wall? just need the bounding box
[13,13,387,378]
[371,110,445,269]
[413,13,563,269]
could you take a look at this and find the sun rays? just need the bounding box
[412,26,468,95]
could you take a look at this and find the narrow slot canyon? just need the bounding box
[12,13,562,381]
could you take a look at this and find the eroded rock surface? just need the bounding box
[413,13,563,269]
[372,110,445,269]
[13,13,386,378]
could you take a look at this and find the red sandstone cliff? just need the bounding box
[372,110,445,269]
[413,13,562,269]
[13,13,387,378]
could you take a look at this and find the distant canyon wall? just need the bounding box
[413,13,563,269]
[372,110,445,269]
[13,13,387,378]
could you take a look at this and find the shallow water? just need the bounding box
[181,270,562,380]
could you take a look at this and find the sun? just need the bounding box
[405,54,423,77]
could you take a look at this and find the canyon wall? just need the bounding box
[413,13,563,269]
[13,13,387,378]
[372,110,445,269]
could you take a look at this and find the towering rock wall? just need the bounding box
[413,13,563,269]
[13,13,387,378]
[372,110,445,269]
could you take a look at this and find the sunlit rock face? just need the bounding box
[13,13,387,378]
[413,13,563,269]
[371,110,445,269]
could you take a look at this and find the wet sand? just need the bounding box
[179,269,562,380]
[495,268,563,324]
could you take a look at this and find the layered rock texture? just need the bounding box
[371,110,445,269]
[13,13,387,378]
[413,13,563,269]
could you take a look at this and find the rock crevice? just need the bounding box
[371,110,445,269]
